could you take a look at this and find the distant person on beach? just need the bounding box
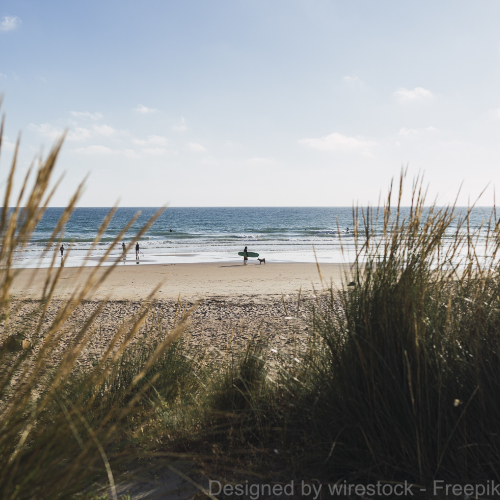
[60,244,64,257]
[122,242,126,255]
[135,242,140,260]
[243,246,248,265]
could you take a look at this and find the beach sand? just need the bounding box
[8,262,351,366]
[6,262,351,497]
[10,262,351,301]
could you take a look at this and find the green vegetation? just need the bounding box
[2,112,500,498]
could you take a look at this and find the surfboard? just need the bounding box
[238,251,259,258]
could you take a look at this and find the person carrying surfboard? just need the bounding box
[238,248,258,262]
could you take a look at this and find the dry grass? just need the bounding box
[153,172,500,491]
[0,104,198,499]
[3,101,500,498]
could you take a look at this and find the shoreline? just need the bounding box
[11,249,355,269]
[10,262,352,301]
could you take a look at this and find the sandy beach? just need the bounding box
[7,262,351,370]
[3,262,350,498]
[10,262,351,301]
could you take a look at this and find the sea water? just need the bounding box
[9,206,497,268]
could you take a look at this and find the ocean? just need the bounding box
[11,206,497,268]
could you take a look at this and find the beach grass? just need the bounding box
[153,173,500,490]
[0,113,196,498]
[3,110,500,498]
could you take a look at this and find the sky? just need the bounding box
[1,0,500,207]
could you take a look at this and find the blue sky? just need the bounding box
[1,0,500,206]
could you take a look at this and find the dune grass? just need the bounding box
[154,174,500,490]
[282,177,500,484]
[0,109,199,499]
[2,107,500,498]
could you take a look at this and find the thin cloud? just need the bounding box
[299,132,376,151]
[74,145,114,155]
[134,104,159,114]
[29,123,91,142]
[74,145,142,159]
[172,117,187,132]
[28,123,61,141]
[71,111,103,120]
[188,142,207,152]
[0,16,21,32]
[93,124,118,137]
[61,127,92,142]
[343,75,363,86]
[2,138,16,152]
[132,135,168,146]
[30,120,127,143]
[395,87,434,102]
[398,126,437,136]
[398,127,418,136]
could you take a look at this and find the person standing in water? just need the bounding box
[243,246,248,265]
[122,242,126,254]
[135,242,140,260]
[60,244,64,258]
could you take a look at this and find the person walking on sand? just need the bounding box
[60,244,64,258]
[243,246,248,265]
[135,242,140,260]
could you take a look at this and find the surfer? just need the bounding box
[135,242,140,260]
[243,246,248,265]
[60,244,64,258]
